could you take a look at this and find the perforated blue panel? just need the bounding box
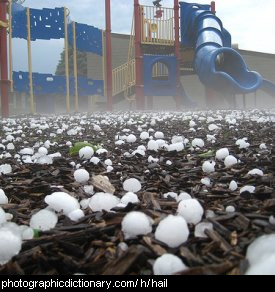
[30,7,65,40]
[68,22,102,55]
[12,3,27,39]
[143,55,177,96]
[13,71,104,97]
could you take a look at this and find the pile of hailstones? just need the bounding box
[1,166,275,274]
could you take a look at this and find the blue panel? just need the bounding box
[12,3,27,39]
[13,71,104,96]
[143,55,177,96]
[30,7,65,40]
[68,22,102,55]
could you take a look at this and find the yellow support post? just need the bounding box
[27,8,35,114]
[8,0,13,92]
[64,7,70,113]
[72,21,78,112]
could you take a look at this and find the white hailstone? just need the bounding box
[0,164,12,175]
[269,216,275,225]
[246,234,275,267]
[208,124,219,131]
[44,140,51,149]
[74,169,90,184]
[37,155,53,165]
[226,206,236,213]
[248,169,264,176]
[121,192,140,205]
[177,199,204,225]
[96,148,108,155]
[202,161,215,173]
[30,209,58,231]
[126,134,137,143]
[153,254,187,275]
[156,139,166,148]
[163,192,178,200]
[5,213,13,221]
[83,185,94,195]
[245,255,275,275]
[192,138,204,148]
[90,157,100,165]
[140,132,149,140]
[107,166,113,173]
[171,135,184,144]
[259,143,267,150]
[79,146,94,160]
[19,148,34,155]
[207,117,215,123]
[122,211,152,239]
[224,155,238,168]
[115,140,125,146]
[6,134,14,142]
[123,178,142,193]
[216,148,229,160]
[177,192,192,202]
[0,208,6,225]
[154,132,164,139]
[168,142,184,152]
[166,160,172,166]
[68,209,85,222]
[205,210,216,219]
[207,134,216,142]
[194,222,213,238]
[117,242,128,254]
[38,147,48,155]
[93,125,101,131]
[189,120,196,128]
[49,152,62,158]
[147,140,159,151]
[21,227,34,240]
[22,156,33,164]
[104,159,112,166]
[137,145,146,151]
[45,192,80,215]
[229,180,238,191]
[148,156,159,163]
[0,189,8,205]
[80,198,90,210]
[0,144,5,150]
[66,141,72,147]
[240,186,255,194]
[236,138,250,149]
[132,149,145,156]
[0,228,22,265]
[7,143,15,150]
[89,193,120,212]
[155,215,189,248]
[201,177,212,187]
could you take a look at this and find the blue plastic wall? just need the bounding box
[13,71,104,97]
[143,55,177,96]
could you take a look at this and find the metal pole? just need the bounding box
[174,0,181,108]
[72,21,79,112]
[0,0,9,117]
[134,0,145,110]
[64,7,70,113]
[101,30,106,98]
[211,1,216,14]
[105,0,112,111]
[8,0,13,92]
[27,7,35,114]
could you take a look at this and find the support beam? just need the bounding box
[64,7,70,113]
[105,0,113,111]
[134,0,145,110]
[72,21,79,112]
[174,0,181,108]
[211,1,216,14]
[0,0,9,117]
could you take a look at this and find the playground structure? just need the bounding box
[0,0,275,117]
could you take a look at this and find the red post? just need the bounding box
[211,1,216,14]
[134,0,145,110]
[105,0,112,111]
[0,0,9,118]
[174,0,181,108]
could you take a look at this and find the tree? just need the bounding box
[55,46,87,77]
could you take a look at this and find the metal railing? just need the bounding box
[140,5,175,46]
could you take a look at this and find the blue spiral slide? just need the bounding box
[180,2,275,97]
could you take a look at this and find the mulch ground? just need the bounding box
[0,110,274,275]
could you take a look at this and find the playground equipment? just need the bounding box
[0,0,275,117]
